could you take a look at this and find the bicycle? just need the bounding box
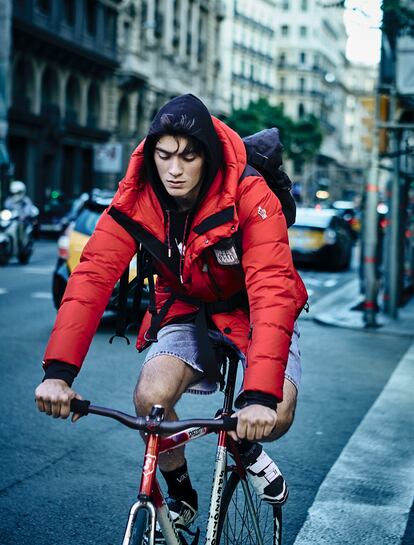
[70,358,283,545]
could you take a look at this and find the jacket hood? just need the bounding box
[143,94,223,211]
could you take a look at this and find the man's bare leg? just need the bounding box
[264,378,298,442]
[133,355,201,471]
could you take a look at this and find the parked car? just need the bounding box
[52,191,148,316]
[289,207,353,270]
[331,200,361,240]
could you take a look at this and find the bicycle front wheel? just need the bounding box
[130,509,149,545]
[217,471,282,545]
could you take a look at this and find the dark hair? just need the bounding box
[158,113,205,156]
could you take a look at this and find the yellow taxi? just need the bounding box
[52,191,146,313]
[289,207,353,270]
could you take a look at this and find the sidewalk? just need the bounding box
[311,277,414,338]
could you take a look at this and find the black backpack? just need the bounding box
[242,127,296,227]
[110,127,296,344]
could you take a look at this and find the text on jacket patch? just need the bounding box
[213,245,240,266]
[258,206,267,219]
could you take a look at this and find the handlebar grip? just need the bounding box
[70,398,91,415]
[221,416,237,431]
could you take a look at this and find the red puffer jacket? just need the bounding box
[44,118,308,401]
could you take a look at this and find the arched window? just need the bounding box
[12,58,35,111]
[118,95,130,135]
[87,83,100,127]
[41,66,59,116]
[65,76,81,123]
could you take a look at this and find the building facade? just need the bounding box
[226,0,276,110]
[9,0,120,208]
[114,0,229,170]
[6,0,230,207]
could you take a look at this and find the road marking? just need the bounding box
[293,343,414,545]
[302,277,323,286]
[24,266,54,275]
[31,292,53,299]
[323,279,338,288]
[0,288,8,295]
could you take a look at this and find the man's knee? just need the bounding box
[134,359,177,415]
[133,355,200,416]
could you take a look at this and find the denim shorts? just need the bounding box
[144,321,302,396]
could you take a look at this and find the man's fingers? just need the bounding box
[50,397,62,418]
[71,394,84,423]
[60,396,71,419]
[43,399,52,415]
[36,398,45,413]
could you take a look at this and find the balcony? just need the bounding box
[13,0,119,69]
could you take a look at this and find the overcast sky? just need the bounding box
[344,0,382,65]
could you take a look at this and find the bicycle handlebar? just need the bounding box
[70,399,237,433]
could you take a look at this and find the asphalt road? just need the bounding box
[0,241,412,545]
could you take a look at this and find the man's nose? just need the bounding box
[168,157,183,177]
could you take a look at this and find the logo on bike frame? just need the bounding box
[143,454,157,477]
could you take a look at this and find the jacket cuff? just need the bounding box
[239,391,279,410]
[42,361,78,387]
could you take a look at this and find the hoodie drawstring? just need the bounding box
[166,210,172,258]
[179,212,190,283]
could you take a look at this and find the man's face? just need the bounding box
[153,135,204,209]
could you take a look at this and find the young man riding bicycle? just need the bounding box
[35,94,307,538]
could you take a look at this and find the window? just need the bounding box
[85,0,97,36]
[281,25,289,37]
[279,53,286,67]
[300,25,307,37]
[299,77,305,92]
[36,0,51,14]
[63,0,76,26]
[282,0,290,10]
[301,0,308,11]
[280,77,286,92]
[299,51,306,64]
[298,103,305,117]
[105,9,116,46]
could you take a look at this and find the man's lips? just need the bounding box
[166,180,186,185]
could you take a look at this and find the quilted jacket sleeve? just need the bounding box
[237,176,305,402]
[43,210,137,371]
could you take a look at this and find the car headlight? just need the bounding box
[324,228,337,245]
[0,209,12,221]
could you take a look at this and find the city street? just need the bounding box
[0,240,413,544]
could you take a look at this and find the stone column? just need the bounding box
[33,61,44,115]
[179,0,189,61]
[190,0,200,71]
[162,0,174,55]
[79,77,88,126]
[146,0,156,46]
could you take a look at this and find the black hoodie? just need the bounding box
[143,94,223,211]
[143,94,223,275]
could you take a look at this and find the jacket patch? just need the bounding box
[258,206,267,219]
[213,244,240,266]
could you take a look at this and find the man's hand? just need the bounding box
[35,379,83,422]
[229,404,277,441]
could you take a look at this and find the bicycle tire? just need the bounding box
[130,509,149,545]
[217,470,282,545]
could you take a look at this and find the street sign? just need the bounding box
[93,143,123,174]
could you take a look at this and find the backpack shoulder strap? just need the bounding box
[240,164,261,182]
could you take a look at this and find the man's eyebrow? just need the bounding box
[154,146,172,154]
[154,145,195,156]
